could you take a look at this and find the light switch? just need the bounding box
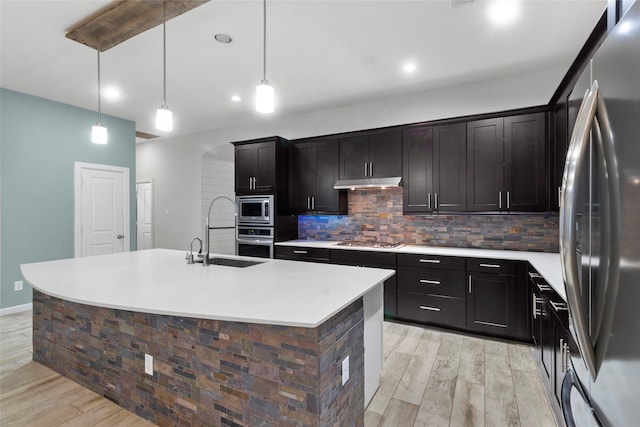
[342,356,349,385]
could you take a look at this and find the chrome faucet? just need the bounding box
[186,237,202,264]
[203,196,236,266]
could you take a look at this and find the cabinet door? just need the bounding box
[369,131,402,177]
[339,135,369,179]
[289,143,315,213]
[467,272,516,338]
[552,100,569,211]
[313,139,341,213]
[254,142,276,193]
[402,126,434,213]
[433,123,466,212]
[504,113,546,212]
[235,144,257,193]
[466,118,504,211]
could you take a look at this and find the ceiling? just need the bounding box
[0,0,607,140]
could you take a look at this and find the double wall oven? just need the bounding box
[236,195,274,258]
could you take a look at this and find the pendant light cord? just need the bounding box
[262,0,266,82]
[97,50,102,124]
[162,1,167,107]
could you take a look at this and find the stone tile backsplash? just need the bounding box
[299,187,559,252]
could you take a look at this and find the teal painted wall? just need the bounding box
[0,88,136,309]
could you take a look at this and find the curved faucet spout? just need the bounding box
[203,196,237,266]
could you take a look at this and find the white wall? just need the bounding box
[136,66,565,250]
[201,154,235,255]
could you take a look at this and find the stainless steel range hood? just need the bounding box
[333,176,402,190]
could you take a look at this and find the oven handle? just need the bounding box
[236,238,274,245]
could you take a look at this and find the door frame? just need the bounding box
[74,161,130,257]
[136,178,154,250]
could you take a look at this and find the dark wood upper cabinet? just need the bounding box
[467,118,504,212]
[403,123,466,213]
[504,113,547,212]
[467,113,547,212]
[289,139,346,215]
[233,137,289,198]
[340,130,402,180]
[433,123,467,212]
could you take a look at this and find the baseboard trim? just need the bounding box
[0,303,33,316]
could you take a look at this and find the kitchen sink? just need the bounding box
[201,257,264,268]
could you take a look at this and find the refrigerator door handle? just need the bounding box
[560,81,599,380]
[591,92,621,367]
[561,369,601,427]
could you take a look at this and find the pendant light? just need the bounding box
[256,0,274,113]
[91,49,107,144]
[156,1,173,131]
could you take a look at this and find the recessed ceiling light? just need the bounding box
[488,0,520,27]
[403,63,417,73]
[103,87,120,100]
[231,95,241,102]
[214,33,232,44]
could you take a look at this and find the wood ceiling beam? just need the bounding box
[65,0,209,52]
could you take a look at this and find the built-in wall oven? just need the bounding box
[236,195,275,258]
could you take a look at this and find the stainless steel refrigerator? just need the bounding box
[560,2,640,426]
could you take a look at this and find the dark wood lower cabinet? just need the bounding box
[397,293,466,329]
[466,271,517,338]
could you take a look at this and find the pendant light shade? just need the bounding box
[156,2,173,131]
[91,50,108,144]
[256,0,274,113]
[256,80,274,113]
[155,106,173,131]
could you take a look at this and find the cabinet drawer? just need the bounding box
[398,267,466,298]
[466,258,515,275]
[275,246,331,263]
[397,293,466,329]
[397,253,465,270]
[330,249,395,268]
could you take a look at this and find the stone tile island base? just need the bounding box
[33,289,365,426]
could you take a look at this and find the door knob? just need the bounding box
[117,234,124,239]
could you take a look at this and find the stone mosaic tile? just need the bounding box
[33,290,365,427]
[299,187,559,252]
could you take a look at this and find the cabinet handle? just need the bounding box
[370,162,374,176]
[533,294,538,319]
[306,196,310,210]
[468,275,472,293]
[507,191,511,209]
[435,193,439,211]
[419,259,440,264]
[293,250,308,254]
[419,279,441,285]
[419,305,441,312]
[558,186,562,206]
[364,163,368,177]
[550,300,568,312]
[499,191,502,209]
[563,341,570,372]
[312,196,315,210]
[428,193,431,210]
[536,282,552,292]
[479,263,501,268]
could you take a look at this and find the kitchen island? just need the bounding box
[21,249,394,427]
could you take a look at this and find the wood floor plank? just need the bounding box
[3,404,82,427]
[484,339,511,373]
[377,398,419,427]
[366,350,412,416]
[450,379,485,427]
[364,408,382,427]
[393,330,441,405]
[512,369,556,427]
[508,344,538,373]
[393,325,425,356]
[485,367,520,427]
[413,353,460,427]
[458,336,485,385]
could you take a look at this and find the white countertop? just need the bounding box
[21,249,394,328]
[276,240,565,300]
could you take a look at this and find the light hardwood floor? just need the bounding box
[0,311,555,426]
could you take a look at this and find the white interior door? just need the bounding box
[75,162,130,257]
[136,181,153,250]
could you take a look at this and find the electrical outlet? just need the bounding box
[14,280,23,291]
[144,354,154,375]
[341,356,349,386]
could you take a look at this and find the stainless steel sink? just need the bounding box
[192,255,264,268]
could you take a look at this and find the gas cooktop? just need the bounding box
[337,241,404,249]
